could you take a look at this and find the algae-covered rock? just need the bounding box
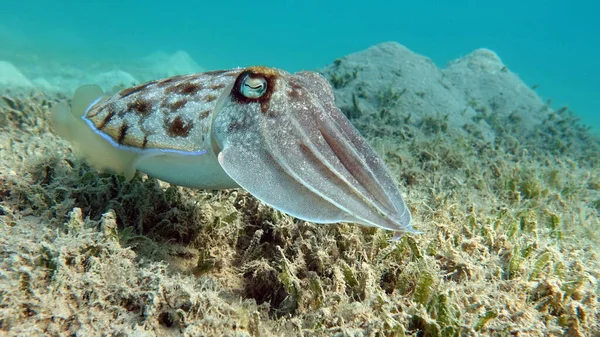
[321,42,495,140]
[443,48,549,131]
[321,42,561,142]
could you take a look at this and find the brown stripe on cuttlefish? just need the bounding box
[86,99,111,119]
[125,98,153,117]
[119,81,157,98]
[222,71,241,77]
[202,70,228,76]
[287,82,304,100]
[120,129,148,148]
[96,108,116,130]
[156,75,188,87]
[204,94,218,103]
[117,122,129,145]
[166,116,194,137]
[160,99,188,113]
[164,82,204,95]
[210,83,226,90]
[198,110,211,120]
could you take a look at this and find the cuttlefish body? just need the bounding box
[52,66,418,237]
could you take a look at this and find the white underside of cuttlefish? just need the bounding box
[51,66,419,237]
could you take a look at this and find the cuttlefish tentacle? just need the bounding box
[294,71,413,228]
[274,73,412,232]
[52,66,418,236]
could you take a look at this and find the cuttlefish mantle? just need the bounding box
[51,66,419,238]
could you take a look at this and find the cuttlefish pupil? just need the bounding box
[241,75,267,98]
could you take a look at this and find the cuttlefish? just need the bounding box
[51,66,418,238]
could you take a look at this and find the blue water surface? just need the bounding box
[1,0,598,132]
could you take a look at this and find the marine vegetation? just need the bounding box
[0,80,599,336]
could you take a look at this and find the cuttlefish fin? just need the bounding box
[51,84,140,180]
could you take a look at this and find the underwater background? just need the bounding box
[0,0,598,133]
[1,1,599,336]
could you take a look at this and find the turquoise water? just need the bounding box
[1,1,598,132]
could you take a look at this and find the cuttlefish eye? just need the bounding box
[240,74,267,98]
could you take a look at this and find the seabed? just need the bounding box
[0,53,599,336]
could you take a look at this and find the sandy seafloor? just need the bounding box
[0,42,599,336]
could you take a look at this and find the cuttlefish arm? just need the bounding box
[212,67,418,236]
